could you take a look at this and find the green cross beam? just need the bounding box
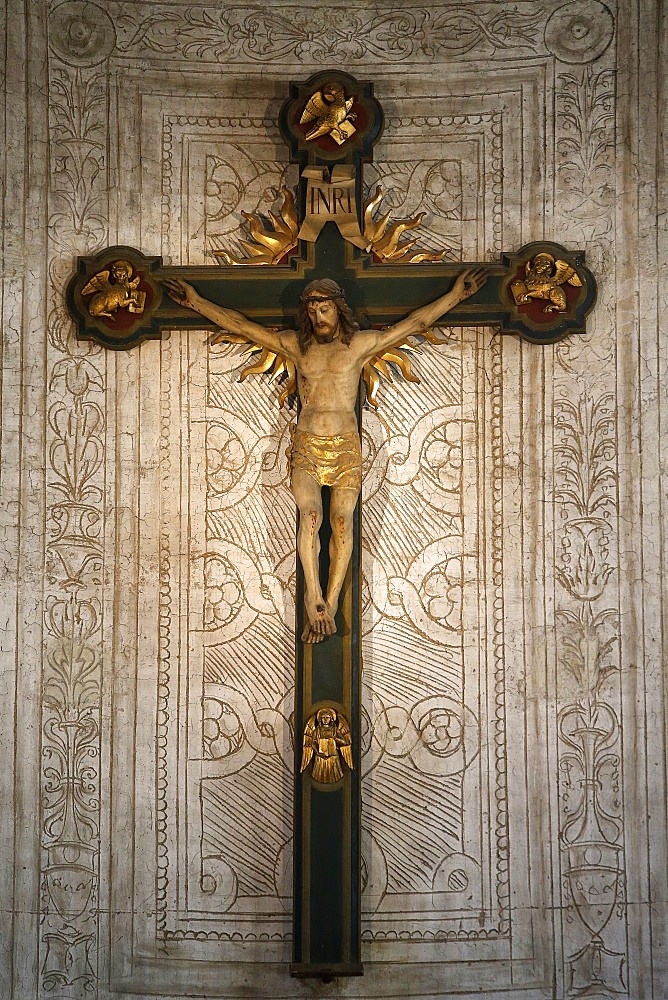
[68,225,595,351]
[66,70,596,982]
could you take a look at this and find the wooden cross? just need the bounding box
[66,71,596,981]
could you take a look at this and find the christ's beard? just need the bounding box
[314,323,338,342]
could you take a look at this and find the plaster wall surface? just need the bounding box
[1,1,666,998]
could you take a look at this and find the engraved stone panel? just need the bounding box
[3,2,666,999]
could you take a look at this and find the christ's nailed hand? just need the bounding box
[452,267,487,302]
[162,277,200,311]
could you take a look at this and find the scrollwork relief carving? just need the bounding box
[356,332,509,941]
[366,696,478,778]
[556,66,615,237]
[203,150,294,261]
[554,392,626,996]
[113,5,549,63]
[555,60,616,373]
[555,394,616,601]
[48,68,108,255]
[551,14,624,986]
[40,45,109,999]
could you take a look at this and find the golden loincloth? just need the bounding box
[287,425,362,491]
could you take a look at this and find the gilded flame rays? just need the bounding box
[212,331,298,408]
[212,187,299,266]
[363,186,448,264]
[212,327,449,411]
[210,184,447,266]
[210,183,449,407]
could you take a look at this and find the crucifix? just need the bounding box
[66,71,596,981]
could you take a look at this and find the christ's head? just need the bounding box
[298,278,360,353]
[306,294,339,342]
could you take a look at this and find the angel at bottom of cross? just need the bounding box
[300,707,353,784]
[163,267,486,643]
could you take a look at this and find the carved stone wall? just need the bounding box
[1,2,666,998]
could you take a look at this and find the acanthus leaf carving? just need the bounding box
[114,5,551,63]
[41,50,109,997]
[554,385,626,995]
[556,66,615,236]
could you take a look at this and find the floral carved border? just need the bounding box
[554,393,626,996]
[552,47,627,998]
[112,4,550,64]
[39,63,109,999]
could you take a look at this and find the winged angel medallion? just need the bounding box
[81,259,146,319]
[510,251,582,313]
[300,707,353,784]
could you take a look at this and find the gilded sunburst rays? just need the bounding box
[211,331,297,407]
[211,183,451,405]
[362,328,450,408]
[362,186,448,263]
[212,184,448,266]
[213,328,449,411]
[212,187,299,266]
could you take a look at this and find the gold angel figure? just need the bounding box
[81,260,146,319]
[510,252,582,314]
[300,707,353,783]
[300,81,356,144]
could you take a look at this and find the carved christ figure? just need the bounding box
[164,270,485,643]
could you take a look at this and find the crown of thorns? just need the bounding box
[300,289,345,304]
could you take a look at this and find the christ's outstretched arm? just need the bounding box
[357,267,487,362]
[163,278,297,358]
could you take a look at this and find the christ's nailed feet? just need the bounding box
[302,599,336,643]
[301,623,325,644]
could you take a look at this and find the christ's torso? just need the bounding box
[294,336,369,436]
